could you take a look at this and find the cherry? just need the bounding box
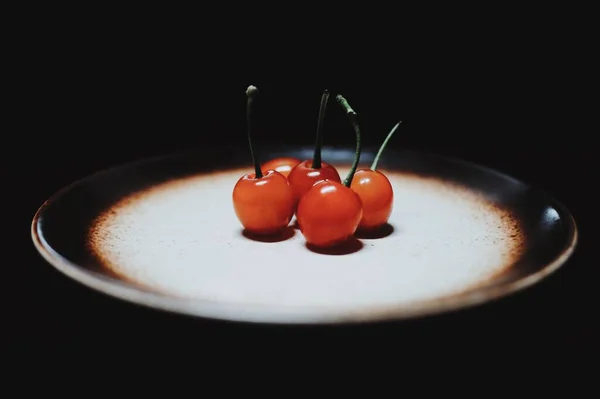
[261,157,301,178]
[350,121,401,232]
[233,170,296,235]
[296,94,364,248]
[287,89,341,205]
[296,180,363,248]
[232,85,295,235]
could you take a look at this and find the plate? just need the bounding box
[31,146,577,324]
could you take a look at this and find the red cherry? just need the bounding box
[233,170,295,235]
[350,121,401,231]
[261,157,301,178]
[350,169,393,231]
[287,160,341,204]
[233,85,295,236]
[286,89,341,206]
[296,180,363,247]
[296,93,364,248]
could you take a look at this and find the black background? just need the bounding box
[4,9,596,359]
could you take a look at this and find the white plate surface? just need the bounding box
[87,166,525,322]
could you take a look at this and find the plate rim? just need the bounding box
[30,147,579,325]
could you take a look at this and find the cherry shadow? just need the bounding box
[292,219,301,230]
[306,237,364,255]
[242,226,296,243]
[354,223,395,240]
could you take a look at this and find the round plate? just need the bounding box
[31,146,577,324]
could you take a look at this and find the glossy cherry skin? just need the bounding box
[232,170,295,235]
[296,180,363,247]
[350,169,394,231]
[261,157,301,178]
[287,160,341,206]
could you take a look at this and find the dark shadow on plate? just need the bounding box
[354,223,395,240]
[306,237,364,255]
[242,227,296,243]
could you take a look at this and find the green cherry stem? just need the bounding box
[336,94,362,188]
[371,121,402,171]
[246,85,262,179]
[312,89,330,169]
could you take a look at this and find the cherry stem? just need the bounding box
[336,94,362,187]
[371,121,402,171]
[246,85,262,179]
[312,89,330,169]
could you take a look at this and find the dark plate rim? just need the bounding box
[30,148,579,325]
